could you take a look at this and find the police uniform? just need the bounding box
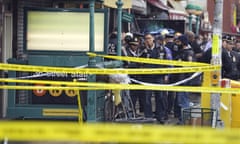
[175,47,195,84]
[201,35,233,79]
[122,39,140,68]
[141,35,172,123]
[122,36,144,113]
[223,36,240,80]
[163,34,177,115]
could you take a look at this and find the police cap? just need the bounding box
[129,36,139,45]
[226,35,235,44]
[222,35,232,41]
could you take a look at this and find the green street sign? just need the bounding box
[122,12,133,23]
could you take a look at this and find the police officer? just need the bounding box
[122,35,144,113]
[221,35,234,79]
[167,34,183,118]
[141,33,172,123]
[224,36,240,80]
[164,34,176,115]
[174,35,195,124]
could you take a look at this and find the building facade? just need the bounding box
[207,0,238,34]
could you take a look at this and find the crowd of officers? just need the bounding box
[107,29,240,124]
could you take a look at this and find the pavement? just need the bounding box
[2,93,201,144]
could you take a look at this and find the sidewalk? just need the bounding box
[134,92,201,125]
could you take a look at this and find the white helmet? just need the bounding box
[161,29,169,36]
[124,32,133,43]
[125,32,133,38]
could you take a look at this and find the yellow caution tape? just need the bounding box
[0,63,220,74]
[0,121,240,143]
[76,92,83,124]
[87,52,211,67]
[1,79,240,94]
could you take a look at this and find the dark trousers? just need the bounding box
[167,91,175,114]
[130,90,144,113]
[143,77,168,120]
[174,96,181,118]
[155,90,168,120]
[144,89,153,118]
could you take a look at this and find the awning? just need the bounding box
[168,9,187,20]
[147,0,169,11]
[168,0,186,11]
[132,0,147,15]
[167,0,187,20]
[147,0,187,20]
